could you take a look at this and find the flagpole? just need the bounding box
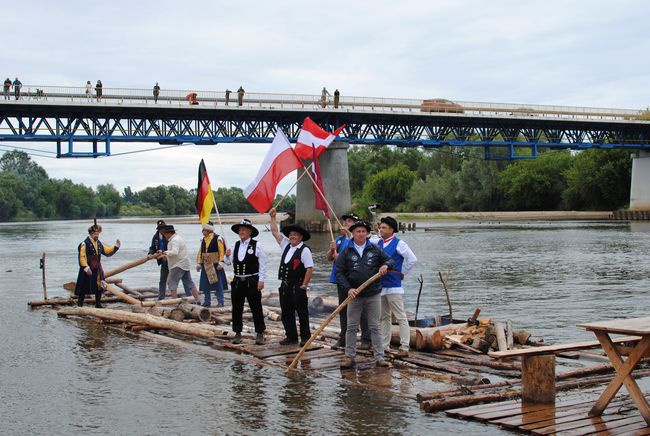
[271,169,308,211]
[299,163,345,231]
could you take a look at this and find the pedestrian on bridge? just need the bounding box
[237,86,245,106]
[225,89,231,106]
[334,89,340,108]
[85,81,93,101]
[95,80,103,102]
[3,78,11,100]
[321,87,331,108]
[13,77,22,100]
[153,82,160,103]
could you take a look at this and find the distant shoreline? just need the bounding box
[392,211,613,221]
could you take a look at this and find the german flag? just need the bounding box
[196,159,215,224]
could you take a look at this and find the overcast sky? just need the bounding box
[2,0,649,195]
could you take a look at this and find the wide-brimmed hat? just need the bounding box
[380,216,399,233]
[156,219,166,229]
[160,224,175,233]
[349,220,371,233]
[281,224,311,242]
[341,213,360,222]
[231,219,259,238]
[201,221,215,232]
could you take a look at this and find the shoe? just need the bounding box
[332,339,345,350]
[299,339,308,347]
[375,359,391,367]
[358,342,371,350]
[232,333,242,344]
[280,337,298,346]
[255,333,265,345]
[340,356,356,369]
[396,349,409,358]
[217,303,224,307]
[94,304,104,309]
[202,303,211,308]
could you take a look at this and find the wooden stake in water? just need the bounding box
[40,252,47,300]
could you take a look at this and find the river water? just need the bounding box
[1,218,649,435]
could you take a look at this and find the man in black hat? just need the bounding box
[327,212,372,350]
[75,222,120,308]
[269,208,313,346]
[336,220,394,368]
[148,219,169,300]
[225,219,267,345]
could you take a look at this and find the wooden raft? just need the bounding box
[445,386,650,435]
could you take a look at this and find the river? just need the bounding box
[1,218,649,435]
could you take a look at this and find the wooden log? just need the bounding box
[390,325,417,347]
[28,295,125,308]
[521,354,555,403]
[148,306,186,322]
[103,283,142,305]
[104,254,159,278]
[56,307,220,339]
[178,303,211,322]
[141,297,194,307]
[494,321,508,351]
[105,277,123,284]
[414,324,471,351]
[262,307,281,321]
[115,282,145,298]
[514,329,531,345]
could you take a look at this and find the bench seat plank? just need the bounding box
[489,336,641,359]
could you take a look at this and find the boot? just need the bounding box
[77,295,84,307]
[375,358,390,368]
[94,290,104,308]
[331,338,345,350]
[340,356,356,369]
[232,333,242,344]
[255,333,265,345]
[280,337,298,346]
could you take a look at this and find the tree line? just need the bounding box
[0,146,632,222]
[0,150,295,221]
[347,146,632,217]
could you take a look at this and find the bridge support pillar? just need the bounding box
[630,150,650,211]
[295,141,351,231]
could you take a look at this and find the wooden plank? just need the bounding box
[531,413,642,435]
[247,344,323,359]
[449,397,589,420]
[578,317,650,335]
[489,336,641,359]
[559,415,647,435]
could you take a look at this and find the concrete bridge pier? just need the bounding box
[630,150,650,211]
[295,141,351,230]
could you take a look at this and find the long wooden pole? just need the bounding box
[103,282,142,305]
[287,272,381,371]
[438,271,453,320]
[300,165,345,230]
[104,254,158,278]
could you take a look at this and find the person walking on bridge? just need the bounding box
[153,82,160,103]
[13,77,22,100]
[3,78,11,100]
[334,89,340,108]
[320,87,331,108]
[85,81,93,101]
[225,89,231,106]
[95,80,103,102]
[237,86,245,106]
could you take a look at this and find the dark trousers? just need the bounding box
[279,282,311,341]
[337,285,371,344]
[231,277,266,334]
[157,261,169,300]
[78,288,103,308]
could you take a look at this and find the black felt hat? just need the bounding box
[349,220,371,233]
[156,219,166,229]
[231,219,259,238]
[380,216,399,233]
[160,224,175,233]
[281,224,311,242]
[341,213,360,222]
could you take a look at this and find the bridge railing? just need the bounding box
[5,84,646,121]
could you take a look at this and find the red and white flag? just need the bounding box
[244,128,303,213]
[294,117,345,160]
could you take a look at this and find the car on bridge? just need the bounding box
[420,98,463,113]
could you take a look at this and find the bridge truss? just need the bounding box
[1,103,649,159]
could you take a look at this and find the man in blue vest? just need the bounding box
[225,219,267,345]
[269,208,313,346]
[327,213,372,350]
[373,216,417,357]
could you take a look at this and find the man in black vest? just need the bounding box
[225,219,267,345]
[148,219,168,300]
[269,208,313,346]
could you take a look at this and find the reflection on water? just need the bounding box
[1,219,649,434]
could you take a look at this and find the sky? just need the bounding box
[2,0,649,195]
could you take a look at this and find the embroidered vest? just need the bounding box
[278,244,308,284]
[233,240,259,276]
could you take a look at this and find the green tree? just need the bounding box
[97,184,122,217]
[0,172,22,220]
[498,151,573,210]
[563,149,631,210]
[360,163,416,211]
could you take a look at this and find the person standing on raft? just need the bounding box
[196,221,227,307]
[75,222,120,308]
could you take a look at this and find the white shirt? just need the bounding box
[164,233,191,271]
[225,237,267,281]
[370,235,418,295]
[353,241,367,258]
[279,238,314,268]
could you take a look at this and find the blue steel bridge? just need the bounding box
[0,84,649,159]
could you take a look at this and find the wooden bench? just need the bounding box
[489,336,642,404]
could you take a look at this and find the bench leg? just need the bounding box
[522,354,556,404]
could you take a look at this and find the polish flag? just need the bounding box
[244,128,303,213]
[294,117,345,160]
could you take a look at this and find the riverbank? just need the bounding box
[393,211,613,221]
